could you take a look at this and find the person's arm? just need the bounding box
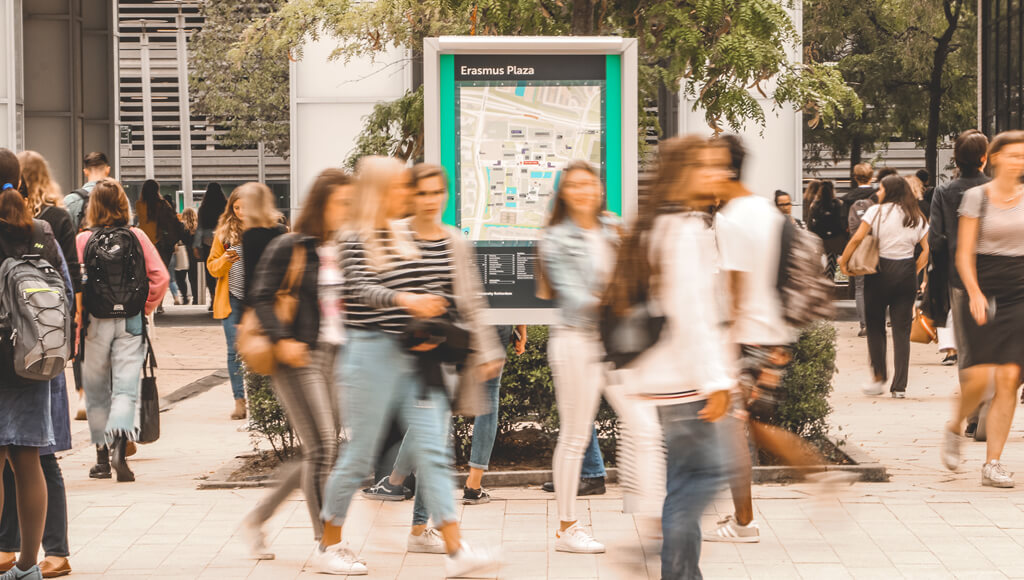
[838,219,872,275]
[916,232,930,274]
[538,232,601,320]
[339,232,446,318]
[956,215,987,324]
[249,236,294,343]
[206,235,233,278]
[513,324,528,355]
[133,228,171,315]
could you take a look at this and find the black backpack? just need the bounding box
[83,227,149,318]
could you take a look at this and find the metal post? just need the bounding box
[140,24,155,180]
[257,141,265,183]
[175,6,194,207]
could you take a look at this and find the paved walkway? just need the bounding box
[50,307,1024,579]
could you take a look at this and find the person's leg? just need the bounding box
[749,421,822,473]
[466,372,502,490]
[952,366,996,432]
[603,384,664,516]
[659,402,727,580]
[82,318,115,446]
[222,295,246,402]
[8,446,47,572]
[863,272,888,383]
[725,415,755,526]
[188,258,199,304]
[39,455,69,559]
[0,462,19,555]
[937,309,957,354]
[243,460,302,547]
[855,275,867,332]
[984,364,1022,463]
[175,269,188,303]
[888,261,917,393]
[106,317,146,443]
[579,426,606,479]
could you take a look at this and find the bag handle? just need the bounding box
[141,315,158,379]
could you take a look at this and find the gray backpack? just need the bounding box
[0,223,71,382]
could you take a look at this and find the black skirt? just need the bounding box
[958,254,1024,369]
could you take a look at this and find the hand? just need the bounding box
[969,291,989,325]
[225,250,240,263]
[274,338,310,367]
[478,359,504,380]
[399,293,448,319]
[838,257,850,277]
[193,248,200,259]
[513,326,527,355]
[699,390,731,423]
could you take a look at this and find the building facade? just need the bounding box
[980,0,1024,134]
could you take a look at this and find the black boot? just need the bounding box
[89,445,111,479]
[110,435,135,482]
[578,476,606,496]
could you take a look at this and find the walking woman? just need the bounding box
[604,136,735,580]
[0,148,72,580]
[239,170,352,559]
[801,179,822,223]
[943,131,1024,487]
[176,208,199,305]
[539,160,665,553]
[808,180,846,278]
[78,179,168,482]
[136,179,182,274]
[195,182,226,309]
[839,175,929,398]
[317,157,498,577]
[239,183,287,302]
[0,151,77,577]
[206,188,247,420]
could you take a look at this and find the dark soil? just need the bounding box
[229,449,294,482]
[756,436,854,467]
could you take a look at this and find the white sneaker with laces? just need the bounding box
[408,528,446,554]
[862,379,886,396]
[942,427,961,471]
[310,542,368,575]
[444,541,500,578]
[982,460,1015,488]
[0,565,42,580]
[554,523,605,553]
[703,515,760,543]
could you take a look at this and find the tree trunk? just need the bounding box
[571,0,595,35]
[926,0,964,181]
[849,136,862,190]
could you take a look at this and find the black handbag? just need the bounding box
[138,326,160,444]
[402,317,472,365]
[599,299,666,370]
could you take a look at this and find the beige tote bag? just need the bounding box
[847,207,882,276]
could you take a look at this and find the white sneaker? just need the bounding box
[444,541,499,578]
[74,391,86,421]
[862,379,886,396]
[942,427,961,471]
[408,528,446,554]
[310,542,368,575]
[703,515,760,543]
[982,460,1015,488]
[239,517,275,560]
[554,523,605,553]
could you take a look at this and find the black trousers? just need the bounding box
[174,256,199,303]
[0,454,70,557]
[864,257,916,393]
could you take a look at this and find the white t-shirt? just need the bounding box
[715,195,793,345]
[861,204,928,260]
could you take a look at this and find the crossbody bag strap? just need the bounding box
[141,315,157,378]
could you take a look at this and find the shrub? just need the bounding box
[243,365,296,459]
[776,321,838,443]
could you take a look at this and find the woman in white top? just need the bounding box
[840,175,929,398]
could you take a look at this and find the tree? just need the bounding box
[189,0,290,157]
[223,0,858,162]
[804,0,976,183]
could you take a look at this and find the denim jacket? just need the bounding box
[538,216,620,330]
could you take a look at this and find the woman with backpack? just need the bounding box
[839,175,929,398]
[206,189,248,420]
[195,182,226,311]
[0,148,74,580]
[808,180,845,278]
[77,179,169,483]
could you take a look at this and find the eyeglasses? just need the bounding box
[416,188,447,197]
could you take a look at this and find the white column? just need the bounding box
[140,28,155,180]
[175,9,194,206]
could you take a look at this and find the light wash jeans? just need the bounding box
[660,401,729,580]
[168,254,179,298]
[394,388,452,527]
[322,330,456,527]
[82,315,146,445]
[221,295,245,400]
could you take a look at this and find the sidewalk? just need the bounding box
[53,312,1024,579]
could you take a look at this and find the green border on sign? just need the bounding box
[440,53,457,225]
[605,54,622,216]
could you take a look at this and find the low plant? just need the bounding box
[243,365,296,459]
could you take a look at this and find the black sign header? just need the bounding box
[453,54,606,82]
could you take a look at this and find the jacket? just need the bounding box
[38,205,81,294]
[249,233,321,346]
[242,225,288,303]
[538,216,620,331]
[926,173,990,323]
[206,235,235,320]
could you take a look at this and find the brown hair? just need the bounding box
[85,179,132,228]
[411,163,448,190]
[852,163,873,185]
[215,189,245,247]
[0,148,19,189]
[295,168,352,240]
[878,175,925,228]
[986,130,1024,170]
[83,151,109,170]
[954,130,988,176]
[547,160,602,226]
[181,207,198,234]
[17,151,63,216]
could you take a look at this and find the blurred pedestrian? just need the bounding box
[840,175,929,398]
[240,169,352,559]
[195,183,226,310]
[774,190,804,228]
[206,188,247,419]
[801,180,821,222]
[64,152,110,232]
[77,179,169,482]
[176,208,200,305]
[943,131,1024,487]
[239,183,287,303]
[808,180,845,278]
[136,179,183,313]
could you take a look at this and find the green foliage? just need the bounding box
[243,366,296,459]
[345,87,425,167]
[776,321,837,443]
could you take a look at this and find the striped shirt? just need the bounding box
[227,243,245,300]
[340,230,454,334]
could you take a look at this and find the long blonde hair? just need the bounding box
[181,207,198,234]
[215,189,244,247]
[17,151,62,216]
[237,182,281,229]
[350,156,418,271]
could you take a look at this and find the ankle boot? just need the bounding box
[89,445,111,479]
[231,398,247,420]
[110,435,135,483]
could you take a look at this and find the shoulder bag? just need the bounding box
[236,241,307,375]
[138,321,160,444]
[846,205,883,276]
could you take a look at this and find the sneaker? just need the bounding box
[941,352,958,366]
[703,515,760,543]
[857,328,868,338]
[541,481,555,493]
[310,542,368,575]
[462,486,491,505]
[239,517,275,560]
[942,427,961,471]
[444,541,500,578]
[891,391,906,399]
[578,476,606,496]
[982,460,1015,488]
[0,565,42,580]
[408,528,446,554]
[554,523,605,553]
[361,477,408,501]
[964,421,978,439]
[862,379,886,396]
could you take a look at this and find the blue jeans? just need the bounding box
[0,454,69,557]
[322,330,456,527]
[467,326,513,471]
[221,295,245,400]
[168,254,179,297]
[660,401,728,580]
[82,315,145,445]
[581,427,606,479]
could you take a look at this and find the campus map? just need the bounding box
[458,82,604,242]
